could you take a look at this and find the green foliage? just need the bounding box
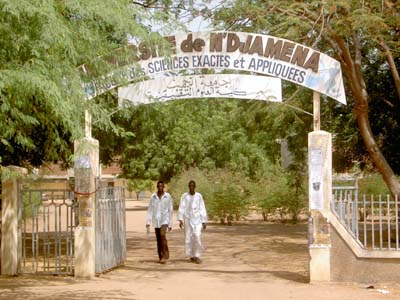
[0,166,26,181]
[109,98,278,182]
[0,0,169,169]
[210,0,400,195]
[235,84,312,172]
[324,56,400,174]
[169,164,307,224]
[204,168,250,225]
[363,57,400,173]
[104,88,309,223]
[127,178,154,199]
[247,163,307,223]
[21,190,42,219]
[358,175,392,196]
[168,167,213,208]
[168,168,250,224]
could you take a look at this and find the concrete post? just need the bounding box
[308,131,332,283]
[1,166,27,276]
[313,91,321,131]
[74,137,99,278]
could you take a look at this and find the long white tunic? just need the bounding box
[178,192,208,257]
[146,192,173,228]
[177,192,208,225]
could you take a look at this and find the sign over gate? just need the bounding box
[118,74,282,105]
[84,31,346,104]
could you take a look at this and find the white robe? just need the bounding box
[178,192,208,258]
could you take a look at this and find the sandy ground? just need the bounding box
[0,199,399,300]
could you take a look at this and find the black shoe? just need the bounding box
[189,257,195,262]
[193,257,201,264]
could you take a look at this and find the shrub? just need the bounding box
[248,163,306,223]
[168,168,249,224]
[205,169,250,224]
[168,168,212,209]
[169,164,307,224]
[358,174,391,196]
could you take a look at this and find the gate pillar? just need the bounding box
[74,137,99,278]
[1,166,27,276]
[308,131,332,283]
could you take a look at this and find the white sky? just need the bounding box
[146,0,224,35]
[186,15,213,32]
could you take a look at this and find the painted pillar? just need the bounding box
[74,137,99,278]
[1,166,27,276]
[308,130,332,283]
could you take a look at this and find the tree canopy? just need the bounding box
[209,0,400,194]
[3,0,400,202]
[97,98,283,182]
[0,0,166,169]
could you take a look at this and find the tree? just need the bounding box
[168,167,213,209]
[105,97,276,182]
[0,0,166,171]
[127,178,154,200]
[324,55,400,174]
[211,0,400,195]
[247,161,307,223]
[168,167,250,225]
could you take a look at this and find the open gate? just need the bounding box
[17,179,77,275]
[17,179,126,276]
[95,186,126,273]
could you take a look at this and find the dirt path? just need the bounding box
[0,200,399,300]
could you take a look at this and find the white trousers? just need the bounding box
[184,219,204,258]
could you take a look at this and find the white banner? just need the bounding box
[118,74,282,104]
[85,31,346,104]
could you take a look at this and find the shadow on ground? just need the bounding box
[122,264,309,283]
[125,221,309,284]
[0,276,137,300]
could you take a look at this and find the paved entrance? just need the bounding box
[0,200,398,300]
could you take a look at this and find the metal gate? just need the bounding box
[95,187,126,273]
[17,180,126,275]
[18,180,77,275]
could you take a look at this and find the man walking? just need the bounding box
[146,181,173,264]
[178,180,208,264]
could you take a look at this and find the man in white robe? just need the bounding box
[146,181,173,264]
[178,180,208,264]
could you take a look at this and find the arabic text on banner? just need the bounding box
[118,74,282,104]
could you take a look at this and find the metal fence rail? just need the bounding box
[95,187,126,273]
[18,182,77,275]
[332,186,400,251]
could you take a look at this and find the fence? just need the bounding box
[18,180,77,275]
[332,182,400,251]
[95,187,126,273]
[15,179,126,276]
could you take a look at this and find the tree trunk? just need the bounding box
[291,210,298,224]
[379,37,400,99]
[335,35,400,196]
[262,212,268,221]
[355,97,400,196]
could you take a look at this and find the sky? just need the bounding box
[186,14,212,32]
[183,0,225,33]
[146,0,224,35]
